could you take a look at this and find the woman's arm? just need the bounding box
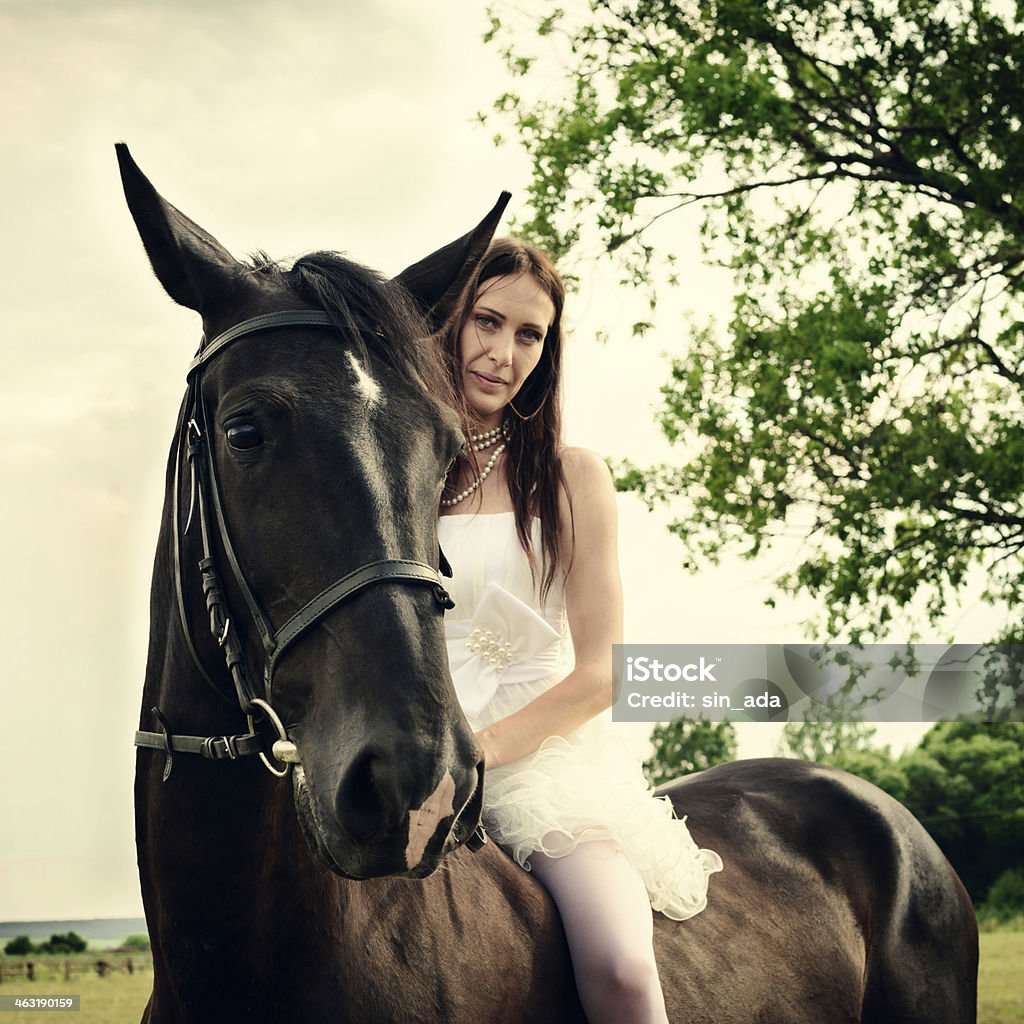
[475,447,624,770]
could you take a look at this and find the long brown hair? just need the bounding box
[439,237,569,601]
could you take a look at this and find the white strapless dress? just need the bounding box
[439,512,723,921]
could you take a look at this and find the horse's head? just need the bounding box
[119,144,502,879]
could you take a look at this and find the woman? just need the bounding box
[438,238,722,1024]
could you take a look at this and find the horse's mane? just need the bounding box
[249,251,454,411]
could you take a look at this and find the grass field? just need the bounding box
[979,931,1024,1024]
[0,932,1019,1021]
[0,972,152,1023]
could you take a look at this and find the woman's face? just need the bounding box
[457,271,555,430]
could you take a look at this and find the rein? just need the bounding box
[135,311,456,780]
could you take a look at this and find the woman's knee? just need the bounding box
[576,946,661,1005]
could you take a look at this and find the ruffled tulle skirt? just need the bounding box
[470,673,723,922]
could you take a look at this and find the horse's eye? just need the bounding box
[226,423,263,451]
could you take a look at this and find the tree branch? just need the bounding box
[916,330,1023,385]
[933,494,1024,529]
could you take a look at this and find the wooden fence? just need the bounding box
[0,954,152,983]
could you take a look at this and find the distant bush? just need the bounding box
[980,866,1024,924]
[5,932,89,956]
[3,935,33,956]
[37,932,87,955]
[978,912,1024,933]
[120,933,151,952]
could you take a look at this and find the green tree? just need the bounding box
[3,935,34,957]
[899,722,1024,901]
[37,932,87,956]
[980,865,1024,922]
[780,714,879,765]
[119,933,151,952]
[644,719,737,786]
[488,1,1024,658]
[779,646,891,760]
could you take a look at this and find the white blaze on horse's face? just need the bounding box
[341,350,393,523]
[405,770,457,870]
[345,350,383,408]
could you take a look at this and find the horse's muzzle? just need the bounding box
[291,751,484,880]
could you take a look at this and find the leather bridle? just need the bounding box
[135,311,457,781]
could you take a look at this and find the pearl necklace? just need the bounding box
[470,424,504,452]
[441,424,509,508]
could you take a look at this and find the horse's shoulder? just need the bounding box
[441,843,565,930]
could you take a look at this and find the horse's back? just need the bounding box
[655,758,977,1024]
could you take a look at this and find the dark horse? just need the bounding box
[122,146,977,1023]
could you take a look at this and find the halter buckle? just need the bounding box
[199,735,240,760]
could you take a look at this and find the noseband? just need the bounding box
[135,311,456,780]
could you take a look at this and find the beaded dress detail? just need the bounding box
[439,512,723,921]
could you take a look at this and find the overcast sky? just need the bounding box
[0,1,1002,922]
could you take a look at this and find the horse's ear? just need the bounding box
[394,191,511,330]
[116,143,241,314]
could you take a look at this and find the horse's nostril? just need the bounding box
[337,748,402,842]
